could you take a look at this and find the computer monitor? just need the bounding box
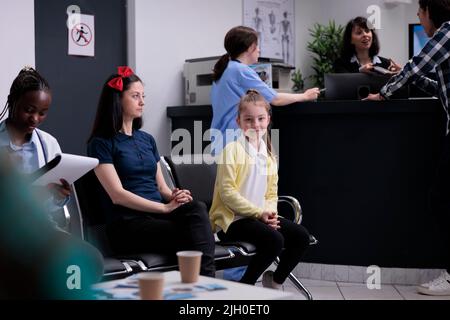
[324,73,409,100]
[409,23,430,58]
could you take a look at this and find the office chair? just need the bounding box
[160,155,318,300]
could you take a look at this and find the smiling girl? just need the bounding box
[210,90,311,288]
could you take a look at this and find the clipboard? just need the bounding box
[30,153,99,186]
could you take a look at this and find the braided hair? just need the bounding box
[0,67,51,121]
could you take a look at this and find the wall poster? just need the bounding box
[243,0,295,66]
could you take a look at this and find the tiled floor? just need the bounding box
[258,279,450,300]
[217,267,450,300]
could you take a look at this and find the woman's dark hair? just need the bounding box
[0,67,51,121]
[88,73,143,141]
[340,16,380,61]
[419,0,450,29]
[213,26,258,82]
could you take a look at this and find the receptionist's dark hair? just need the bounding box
[340,16,380,61]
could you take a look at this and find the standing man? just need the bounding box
[366,0,450,296]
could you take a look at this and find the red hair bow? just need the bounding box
[107,66,135,91]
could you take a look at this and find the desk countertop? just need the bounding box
[167,99,441,118]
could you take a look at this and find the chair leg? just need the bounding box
[274,258,313,300]
[287,272,313,300]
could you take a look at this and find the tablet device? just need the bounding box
[31,153,99,186]
[372,66,395,75]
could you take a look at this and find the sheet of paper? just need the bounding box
[32,153,99,186]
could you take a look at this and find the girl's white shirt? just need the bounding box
[233,135,268,222]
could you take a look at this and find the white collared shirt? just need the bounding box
[0,121,40,173]
[0,120,69,221]
[234,135,268,221]
[0,120,61,167]
[350,54,382,66]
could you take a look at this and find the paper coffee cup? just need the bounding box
[176,251,203,283]
[138,272,164,300]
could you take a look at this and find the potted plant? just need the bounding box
[307,20,344,88]
[291,69,305,92]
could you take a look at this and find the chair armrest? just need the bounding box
[159,156,177,190]
[278,196,318,245]
[278,195,302,225]
[55,184,72,231]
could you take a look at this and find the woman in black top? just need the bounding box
[333,16,401,74]
[87,67,216,277]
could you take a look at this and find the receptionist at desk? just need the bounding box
[333,16,401,74]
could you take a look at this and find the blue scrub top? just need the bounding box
[210,60,277,154]
[88,130,162,221]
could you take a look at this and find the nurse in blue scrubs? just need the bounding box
[211,25,320,154]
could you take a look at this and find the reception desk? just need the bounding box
[167,99,449,268]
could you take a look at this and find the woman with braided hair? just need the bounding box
[0,67,71,212]
[0,67,104,299]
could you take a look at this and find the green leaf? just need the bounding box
[306,20,344,88]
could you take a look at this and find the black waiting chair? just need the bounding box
[73,171,145,280]
[160,155,318,300]
[73,170,235,281]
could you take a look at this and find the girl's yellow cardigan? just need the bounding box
[209,140,278,233]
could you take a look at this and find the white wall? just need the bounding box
[405,0,421,25]
[131,0,242,156]
[295,0,323,87]
[0,0,35,116]
[129,0,421,154]
[127,0,137,71]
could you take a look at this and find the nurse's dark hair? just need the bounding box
[238,89,275,158]
[0,67,51,121]
[419,0,450,29]
[213,26,259,82]
[340,16,380,61]
[88,73,143,141]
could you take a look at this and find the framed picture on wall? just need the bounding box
[243,0,295,66]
